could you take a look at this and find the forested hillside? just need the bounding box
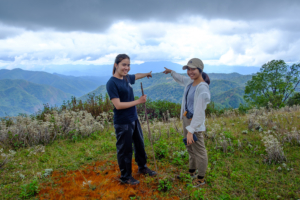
[79,72,252,108]
[0,69,254,117]
[0,79,71,116]
[0,68,105,97]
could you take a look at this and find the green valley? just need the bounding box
[0,79,72,116]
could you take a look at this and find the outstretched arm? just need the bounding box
[111,95,147,110]
[135,71,152,80]
[163,67,191,86]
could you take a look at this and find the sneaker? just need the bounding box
[191,178,206,187]
[176,172,197,180]
[121,177,140,185]
[138,167,157,176]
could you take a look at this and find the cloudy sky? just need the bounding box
[0,0,299,74]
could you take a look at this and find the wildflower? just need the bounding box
[19,174,25,179]
[36,172,42,178]
[238,140,242,149]
[43,168,53,177]
[262,134,286,164]
[277,166,282,171]
[9,150,16,155]
[82,180,92,186]
[282,163,287,168]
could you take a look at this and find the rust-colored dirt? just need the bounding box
[38,161,179,200]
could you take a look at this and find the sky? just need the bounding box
[0,0,299,75]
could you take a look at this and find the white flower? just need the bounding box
[9,150,16,155]
[19,174,25,179]
[277,166,282,171]
[282,163,287,168]
[82,180,92,186]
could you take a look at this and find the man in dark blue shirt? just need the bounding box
[106,54,157,185]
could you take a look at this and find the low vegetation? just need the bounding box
[1,104,299,199]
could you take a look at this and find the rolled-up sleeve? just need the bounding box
[185,92,210,134]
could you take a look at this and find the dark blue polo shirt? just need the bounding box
[106,74,138,124]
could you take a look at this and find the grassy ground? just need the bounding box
[0,108,300,199]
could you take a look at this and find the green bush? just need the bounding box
[19,178,39,199]
[287,92,300,106]
[153,140,169,159]
[158,178,172,192]
[191,188,206,200]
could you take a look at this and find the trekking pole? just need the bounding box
[141,83,158,173]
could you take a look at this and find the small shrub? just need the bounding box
[158,178,172,192]
[191,188,206,200]
[262,134,286,164]
[172,150,187,166]
[153,140,169,159]
[19,178,39,199]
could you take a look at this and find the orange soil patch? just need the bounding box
[38,161,180,200]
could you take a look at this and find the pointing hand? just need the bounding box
[163,67,172,74]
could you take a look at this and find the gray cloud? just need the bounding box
[0,0,299,32]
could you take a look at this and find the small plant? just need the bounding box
[19,178,39,199]
[153,140,169,159]
[177,172,192,184]
[172,150,187,166]
[262,134,286,164]
[191,188,206,200]
[42,168,53,178]
[158,178,172,192]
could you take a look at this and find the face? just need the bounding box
[115,58,130,76]
[187,67,200,80]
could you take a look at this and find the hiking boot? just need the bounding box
[191,178,206,187]
[176,172,197,180]
[121,177,140,185]
[138,167,157,176]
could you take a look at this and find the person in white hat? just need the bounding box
[163,58,210,187]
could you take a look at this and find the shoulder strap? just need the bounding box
[185,83,193,111]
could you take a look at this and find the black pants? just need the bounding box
[114,119,147,181]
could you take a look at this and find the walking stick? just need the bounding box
[141,83,158,173]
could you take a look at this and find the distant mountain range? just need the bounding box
[0,68,109,116]
[0,79,72,116]
[11,61,261,76]
[0,68,108,97]
[0,64,260,117]
[79,72,253,109]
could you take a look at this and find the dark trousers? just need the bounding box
[114,119,147,181]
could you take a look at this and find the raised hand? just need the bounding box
[147,71,152,79]
[163,67,172,74]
